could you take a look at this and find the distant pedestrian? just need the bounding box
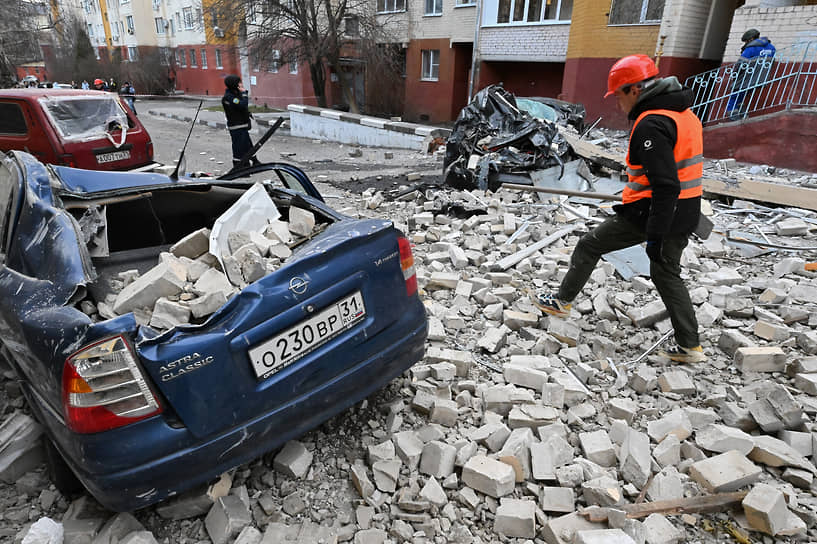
[93,78,108,91]
[222,75,260,168]
[81,80,89,90]
[109,78,117,92]
[120,81,136,114]
[726,29,776,121]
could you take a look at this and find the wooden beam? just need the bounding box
[702,177,817,212]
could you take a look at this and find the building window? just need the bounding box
[175,12,181,30]
[170,18,175,34]
[128,46,138,61]
[152,0,161,9]
[87,23,94,37]
[608,0,663,25]
[189,49,197,67]
[456,0,475,5]
[496,0,572,24]
[179,48,186,66]
[183,6,194,29]
[425,0,442,15]
[288,54,298,74]
[215,48,223,68]
[201,49,207,68]
[126,15,134,33]
[155,17,165,34]
[269,50,280,73]
[248,2,257,22]
[159,47,170,65]
[377,0,404,13]
[421,49,439,81]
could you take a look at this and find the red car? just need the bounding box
[0,89,154,171]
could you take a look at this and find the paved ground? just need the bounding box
[140,98,444,194]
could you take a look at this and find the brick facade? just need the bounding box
[479,24,570,62]
[566,0,660,59]
[726,5,817,59]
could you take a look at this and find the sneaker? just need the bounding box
[533,292,571,318]
[659,345,707,363]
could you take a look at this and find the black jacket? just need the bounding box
[615,86,702,239]
[222,88,251,130]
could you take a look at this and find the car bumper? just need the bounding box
[55,315,427,511]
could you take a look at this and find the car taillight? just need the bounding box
[62,336,162,434]
[146,140,154,160]
[397,236,418,297]
[58,154,76,168]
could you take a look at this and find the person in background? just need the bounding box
[93,78,108,91]
[81,80,89,90]
[726,29,776,121]
[108,78,117,92]
[120,81,136,114]
[221,75,260,168]
[534,54,707,364]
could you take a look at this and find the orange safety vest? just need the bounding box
[623,108,703,204]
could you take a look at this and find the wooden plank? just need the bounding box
[581,491,748,522]
[703,177,817,212]
[560,130,625,172]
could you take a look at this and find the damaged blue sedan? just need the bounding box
[0,150,427,511]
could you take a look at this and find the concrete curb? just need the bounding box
[146,109,290,133]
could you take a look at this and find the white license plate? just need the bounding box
[249,291,366,379]
[96,150,131,163]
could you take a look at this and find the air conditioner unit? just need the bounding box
[213,26,224,38]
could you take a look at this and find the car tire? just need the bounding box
[43,438,84,499]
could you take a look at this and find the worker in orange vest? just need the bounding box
[535,54,706,364]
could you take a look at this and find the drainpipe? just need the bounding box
[467,0,483,102]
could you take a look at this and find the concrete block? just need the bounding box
[425,347,472,376]
[541,486,575,513]
[113,262,186,314]
[626,300,668,327]
[695,424,755,455]
[419,440,457,479]
[766,385,804,429]
[353,528,386,544]
[273,440,313,479]
[170,227,211,258]
[748,399,785,433]
[461,456,515,498]
[779,430,812,457]
[647,467,684,502]
[794,373,817,395]
[547,319,581,347]
[750,435,817,473]
[419,476,448,507]
[542,512,605,544]
[576,529,636,544]
[350,462,374,499]
[94,513,148,544]
[734,346,786,373]
[754,320,791,342]
[742,483,789,536]
[495,498,536,538]
[430,399,458,427]
[149,297,190,329]
[189,290,227,319]
[657,371,695,395]
[393,431,424,469]
[498,427,535,481]
[504,364,548,391]
[579,430,616,467]
[192,268,235,299]
[798,330,817,354]
[582,476,622,507]
[204,496,251,544]
[653,434,681,468]
[503,309,539,330]
[607,398,638,424]
[689,450,761,492]
[508,405,559,430]
[371,460,400,493]
[717,329,755,357]
[647,409,692,442]
[288,206,315,237]
[642,513,682,544]
[471,422,511,452]
[0,412,43,484]
[620,429,651,487]
[263,219,292,245]
[719,402,757,432]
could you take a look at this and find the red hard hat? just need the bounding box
[604,54,659,98]
[94,78,104,86]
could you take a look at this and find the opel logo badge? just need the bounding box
[289,277,309,295]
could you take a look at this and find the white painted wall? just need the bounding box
[478,24,570,62]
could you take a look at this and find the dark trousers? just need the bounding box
[557,215,700,348]
[229,128,254,164]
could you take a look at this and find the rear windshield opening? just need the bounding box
[66,184,333,330]
[40,96,133,141]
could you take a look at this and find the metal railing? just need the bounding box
[685,41,817,126]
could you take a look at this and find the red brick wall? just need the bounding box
[404,38,456,123]
[476,61,564,100]
[174,45,241,96]
[249,65,318,109]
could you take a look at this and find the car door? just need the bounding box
[0,100,56,165]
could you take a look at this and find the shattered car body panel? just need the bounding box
[0,150,427,511]
[443,84,584,191]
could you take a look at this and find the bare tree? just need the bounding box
[211,0,405,113]
[0,0,55,86]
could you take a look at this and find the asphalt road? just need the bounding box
[140,102,443,195]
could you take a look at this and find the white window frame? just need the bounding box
[182,7,194,29]
[126,15,134,32]
[201,49,207,68]
[377,0,405,14]
[421,49,439,81]
[490,0,572,26]
[608,0,664,26]
[455,0,476,6]
[215,48,223,69]
[155,17,165,34]
[87,23,94,37]
[424,0,442,16]
[128,46,138,61]
[170,18,175,34]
